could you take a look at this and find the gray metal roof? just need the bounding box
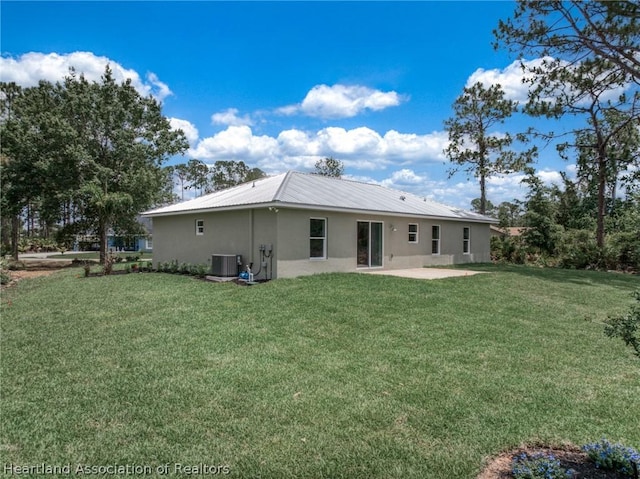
[143,171,496,223]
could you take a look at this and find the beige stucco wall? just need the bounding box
[275,209,492,278]
[152,208,279,277]
[152,207,492,279]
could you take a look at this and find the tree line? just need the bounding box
[0,68,271,263]
[445,1,639,269]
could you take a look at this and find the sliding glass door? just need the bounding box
[357,221,383,267]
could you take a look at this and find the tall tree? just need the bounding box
[495,1,640,84]
[171,163,190,201]
[1,81,75,258]
[2,68,188,263]
[314,157,344,178]
[471,198,496,216]
[209,160,264,191]
[185,159,211,196]
[0,82,25,259]
[496,201,525,228]
[62,66,188,262]
[495,0,640,247]
[444,82,535,215]
[520,168,563,256]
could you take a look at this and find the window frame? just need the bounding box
[463,226,471,254]
[431,225,440,255]
[408,223,419,243]
[309,217,327,260]
[195,219,204,236]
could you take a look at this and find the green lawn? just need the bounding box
[1,266,638,478]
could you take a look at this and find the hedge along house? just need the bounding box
[143,171,497,279]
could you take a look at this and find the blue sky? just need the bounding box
[1,1,574,209]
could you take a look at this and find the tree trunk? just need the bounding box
[479,173,487,215]
[11,215,20,261]
[99,220,108,265]
[1,214,11,254]
[596,154,607,249]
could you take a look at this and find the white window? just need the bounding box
[431,225,440,255]
[408,223,419,243]
[310,218,327,259]
[145,238,153,250]
[463,226,471,254]
[195,219,204,236]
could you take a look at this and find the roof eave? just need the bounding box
[143,201,497,223]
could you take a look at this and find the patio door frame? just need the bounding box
[356,220,384,268]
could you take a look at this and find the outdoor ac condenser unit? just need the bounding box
[211,254,240,277]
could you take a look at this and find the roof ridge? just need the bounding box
[272,170,294,202]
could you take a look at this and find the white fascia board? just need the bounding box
[141,202,279,217]
[143,201,497,224]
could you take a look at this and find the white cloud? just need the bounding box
[467,57,628,105]
[357,169,474,208]
[0,51,172,101]
[188,125,448,174]
[211,108,253,127]
[380,169,428,188]
[189,125,279,163]
[466,58,542,103]
[537,169,563,184]
[278,84,405,119]
[316,127,384,156]
[169,118,199,145]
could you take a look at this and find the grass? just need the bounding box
[1,265,639,478]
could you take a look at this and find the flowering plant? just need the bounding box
[582,438,640,477]
[511,452,575,479]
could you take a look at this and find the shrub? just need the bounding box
[604,290,640,359]
[604,232,640,271]
[102,253,116,275]
[557,229,600,270]
[491,235,527,264]
[168,260,179,274]
[0,259,10,285]
[189,263,208,278]
[582,438,640,477]
[511,452,575,479]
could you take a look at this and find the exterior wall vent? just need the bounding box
[211,254,240,277]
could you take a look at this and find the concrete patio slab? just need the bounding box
[362,268,485,280]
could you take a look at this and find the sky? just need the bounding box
[1,1,579,210]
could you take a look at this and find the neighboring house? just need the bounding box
[490,226,529,238]
[106,216,153,253]
[143,171,497,279]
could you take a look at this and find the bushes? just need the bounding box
[493,228,640,272]
[491,235,527,264]
[511,440,640,479]
[604,290,640,359]
[18,237,61,253]
[582,438,640,477]
[0,259,10,285]
[604,232,640,271]
[557,229,600,270]
[511,452,574,479]
[156,260,208,278]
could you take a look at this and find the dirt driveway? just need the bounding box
[362,268,485,280]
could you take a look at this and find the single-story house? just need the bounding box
[106,216,153,253]
[490,226,530,238]
[143,171,497,279]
